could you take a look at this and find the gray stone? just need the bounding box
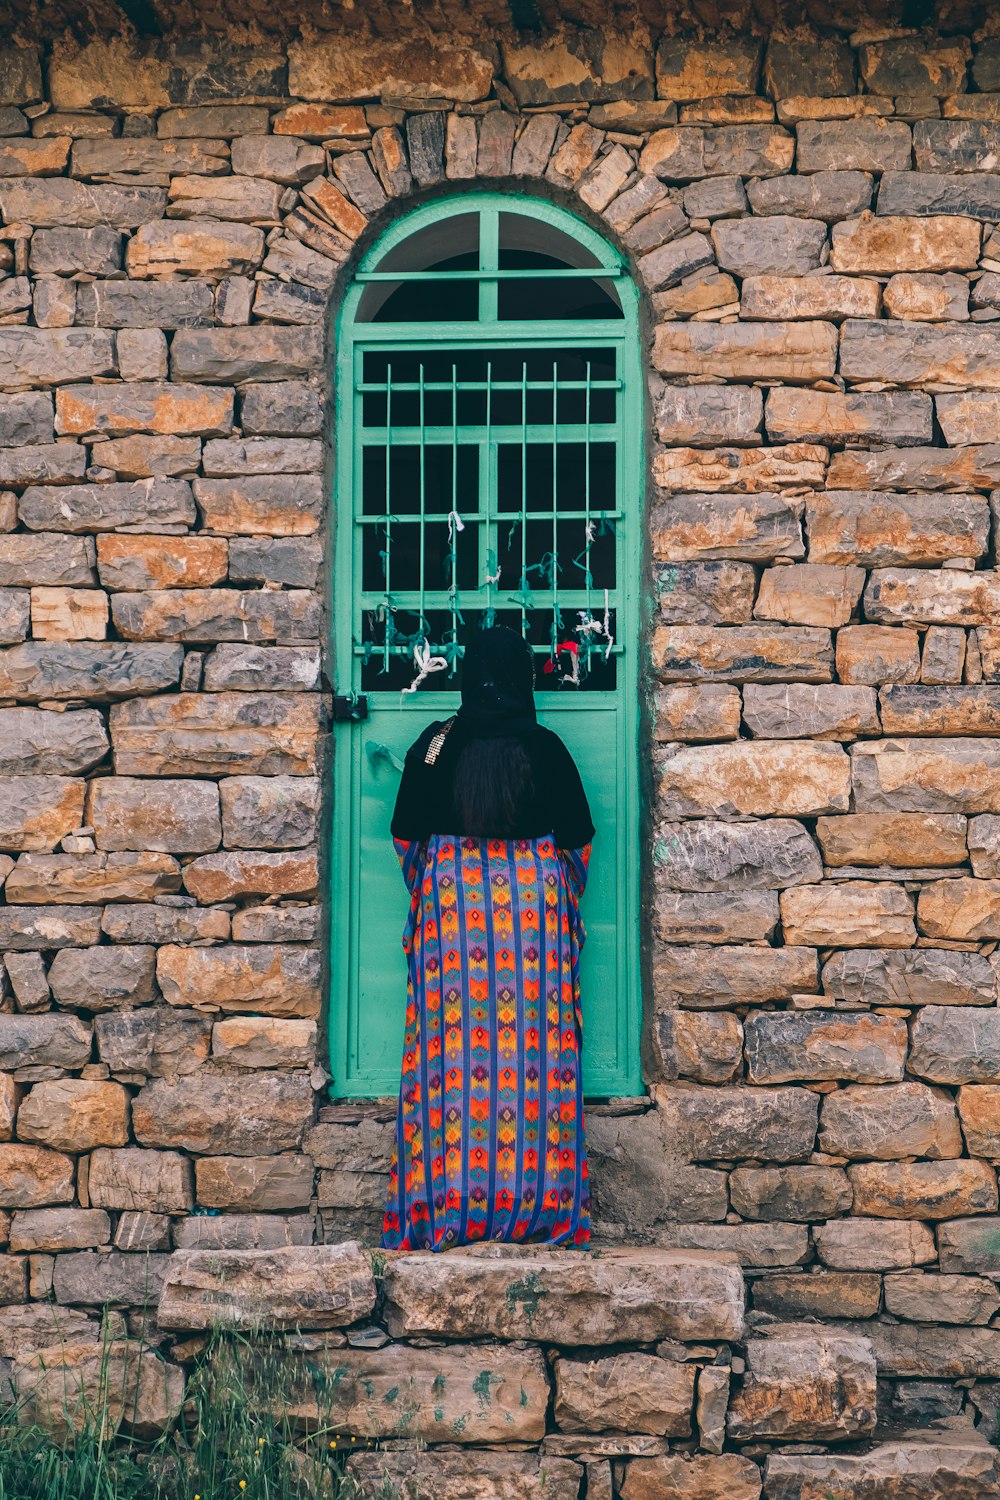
[654,684,741,742]
[19,480,194,534]
[110,692,320,776]
[823,946,997,1006]
[765,39,856,99]
[405,112,446,186]
[0,393,52,448]
[623,202,688,255]
[0,329,116,391]
[742,684,879,740]
[636,233,713,292]
[171,327,322,384]
[133,1069,314,1155]
[753,1272,880,1322]
[238,381,322,437]
[196,1153,314,1210]
[227,538,321,589]
[820,1082,963,1160]
[640,124,794,182]
[331,150,386,214]
[76,280,213,329]
[8,1208,109,1254]
[555,1351,693,1437]
[747,170,873,220]
[158,1241,375,1332]
[219,776,319,850]
[745,1010,906,1085]
[885,1271,1000,1326]
[0,47,42,106]
[101,905,229,944]
[4,953,49,1013]
[728,1332,876,1441]
[52,1250,171,1308]
[879,170,1000,219]
[841,319,1000,390]
[862,35,970,96]
[765,388,931,445]
[0,179,165,228]
[656,561,755,625]
[110,588,320,645]
[201,645,321,691]
[764,1438,1000,1500]
[0,536,94,589]
[826,1318,1000,1380]
[915,118,1000,171]
[655,1082,819,1161]
[729,1166,852,1222]
[0,590,28,646]
[87,1148,192,1214]
[201,437,321,476]
[0,907,101,950]
[797,119,912,172]
[47,947,156,1012]
[654,819,820,891]
[638,1220,809,1269]
[87,777,220,854]
[0,776,84,852]
[0,444,86,487]
[654,384,762,446]
[95,1008,211,1079]
[654,889,778,943]
[645,1009,743,1085]
[653,944,817,1010]
[172,1214,313,1250]
[192,475,323,533]
[0,643,181,703]
[653,493,803,561]
[655,624,831,683]
[681,176,746,220]
[0,1013,89,1071]
[909,1006,1000,1084]
[231,906,319,943]
[251,278,324,324]
[29,226,123,276]
[712,216,826,276]
[654,320,836,382]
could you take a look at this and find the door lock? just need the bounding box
[333,693,369,722]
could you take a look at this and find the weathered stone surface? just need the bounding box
[0,1145,74,1208]
[849,1161,999,1219]
[555,1352,693,1437]
[110,693,321,776]
[171,327,322,383]
[86,1148,192,1214]
[48,945,156,1012]
[797,119,912,173]
[156,944,319,1019]
[383,1246,743,1344]
[654,321,837,381]
[5,952,47,1013]
[654,385,762,446]
[8,1208,109,1254]
[227,538,321,589]
[938,391,1000,445]
[820,1083,962,1160]
[652,493,803,561]
[30,226,123,275]
[742,273,879,323]
[885,1272,1000,1325]
[831,214,980,273]
[653,945,817,1010]
[824,946,998,1007]
[0,536,94,590]
[764,1437,1000,1500]
[840,319,1000,390]
[348,1450,583,1500]
[654,889,778,944]
[5,851,179,905]
[134,1069,313,1155]
[0,1021,92,1094]
[742,684,879,741]
[746,1009,907,1085]
[752,1272,880,1321]
[19,479,194,534]
[780,882,915,948]
[52,1250,170,1307]
[0,392,52,448]
[958,1086,1000,1155]
[814,1218,937,1270]
[853,739,1000,814]
[88,778,220,856]
[194,475,322,534]
[289,35,491,102]
[0,711,106,778]
[231,906,318,943]
[660,740,849,818]
[829,445,1000,492]
[95,1008,211,1079]
[654,684,741,742]
[729,1166,851,1222]
[29,586,107,642]
[182,849,317,903]
[620,1454,762,1500]
[969,815,1000,877]
[728,1333,876,1441]
[14,1338,183,1443]
[656,561,754,626]
[173,1214,312,1251]
[641,124,793,181]
[111,588,319,645]
[885,271,969,323]
[126,220,264,278]
[807,491,987,567]
[646,1009,743,1084]
[56,382,232,439]
[655,1082,818,1162]
[16,1080,128,1153]
[918,877,1000,940]
[939,1217,1000,1274]
[0,776,84,852]
[202,644,320,691]
[654,445,825,494]
[102,905,228,945]
[654,819,820,892]
[0,906,101,950]
[653,624,832,684]
[0,179,165,228]
[0,442,83,487]
[866,572,1000,629]
[765,387,930,445]
[818,812,968,869]
[712,216,825,277]
[158,1240,374,1331]
[755,565,863,630]
[195,1153,314,1210]
[0,328,117,391]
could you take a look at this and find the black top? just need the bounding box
[391,717,596,850]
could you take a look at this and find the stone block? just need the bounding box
[959,1086,1000,1154]
[635,233,713,293]
[0,1145,74,1208]
[654,889,778,944]
[156,943,319,1019]
[728,1333,876,1441]
[158,1240,374,1332]
[849,1160,999,1219]
[741,683,878,740]
[681,175,747,220]
[829,445,1000,492]
[182,849,317,903]
[653,321,836,381]
[880,171,1000,221]
[741,273,879,322]
[87,777,220,854]
[28,588,106,641]
[766,388,931,446]
[19,480,194,535]
[383,1245,743,1344]
[655,1082,817,1162]
[348,1451,583,1500]
[853,739,1000,814]
[202,645,321,691]
[29,226,123,275]
[193,475,323,534]
[654,819,820,892]
[653,944,817,1011]
[939,1216,1000,1274]
[970,815,1000,877]
[173,1214,312,1251]
[56,382,232,440]
[918,877,1000,940]
[655,562,756,627]
[133,1068,313,1156]
[712,216,826,277]
[885,1271,1000,1325]
[866,572,1000,629]
[18,1078,128,1153]
[0,536,94,590]
[51,1250,171,1307]
[0,179,165,228]
[652,493,803,561]
[752,1272,880,1321]
[95,1008,211,1079]
[0,777,85,853]
[171,326,322,384]
[747,169,873,220]
[0,907,100,950]
[110,588,320,645]
[96,535,225,591]
[814,1218,936,1271]
[125,220,264,278]
[780,882,915,948]
[4,852,179,905]
[825,947,997,1008]
[619,1455,762,1500]
[0,329,117,392]
[817,812,966,868]
[861,35,970,95]
[653,624,832,684]
[806,491,987,567]
[885,272,969,322]
[820,1083,962,1160]
[8,1208,108,1254]
[0,392,52,448]
[653,445,825,494]
[656,38,760,100]
[640,124,793,181]
[659,739,849,818]
[755,565,862,629]
[654,684,741,741]
[110,693,321,776]
[76,279,214,329]
[746,1009,907,1085]
[763,1438,1000,1500]
[938,392,1000,445]
[0,440,84,487]
[654,385,762,446]
[840,319,1000,389]
[47,945,156,1013]
[231,907,318,943]
[195,1153,314,1211]
[555,1352,694,1437]
[5,952,47,1012]
[0,1013,90,1071]
[729,1166,851,1222]
[797,119,912,173]
[765,38,855,98]
[0,710,106,777]
[645,1010,743,1084]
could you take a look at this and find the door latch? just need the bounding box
[333,693,369,723]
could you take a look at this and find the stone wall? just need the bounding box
[4,17,1000,1497]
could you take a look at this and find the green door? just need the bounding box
[331,194,643,1098]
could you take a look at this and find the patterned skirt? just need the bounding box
[381,833,591,1252]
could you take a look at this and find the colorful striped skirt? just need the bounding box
[382,833,591,1252]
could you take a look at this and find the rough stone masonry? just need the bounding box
[5,7,1000,1497]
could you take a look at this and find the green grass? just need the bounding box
[0,1328,395,1500]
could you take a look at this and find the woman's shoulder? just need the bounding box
[406,718,454,761]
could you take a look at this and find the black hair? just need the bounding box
[452,737,534,837]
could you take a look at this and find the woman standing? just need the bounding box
[382,625,595,1252]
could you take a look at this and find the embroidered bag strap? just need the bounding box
[424,716,456,765]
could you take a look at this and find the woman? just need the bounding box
[382,625,595,1252]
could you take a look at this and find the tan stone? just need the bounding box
[918,878,1000,940]
[654,321,837,381]
[156,944,320,1018]
[764,1436,1000,1499]
[752,1272,881,1321]
[30,587,108,641]
[848,1161,999,1219]
[852,738,1000,815]
[87,777,220,854]
[16,1080,128,1153]
[652,445,826,493]
[195,1154,314,1211]
[4,852,179,904]
[817,811,967,867]
[110,693,321,777]
[754,564,863,628]
[90,434,201,481]
[273,103,367,139]
[126,220,264,278]
[0,777,85,852]
[884,272,970,322]
[741,274,880,321]
[806,491,987,567]
[745,1009,907,1084]
[14,1339,184,1443]
[836,625,920,685]
[865,569,1000,627]
[158,1241,376,1331]
[647,1009,743,1084]
[211,1017,316,1069]
[830,214,981,273]
[56,382,232,439]
[660,740,850,818]
[727,1333,876,1441]
[652,492,803,562]
[884,1271,1000,1325]
[728,1166,851,1221]
[133,1069,312,1155]
[766,388,932,446]
[348,1451,582,1500]
[654,685,741,742]
[814,1218,937,1271]
[780,882,915,947]
[0,1145,74,1207]
[620,1455,762,1500]
[653,624,832,683]
[87,1148,193,1213]
[8,1208,109,1254]
[0,1074,14,1143]
[958,1086,1000,1155]
[820,1083,963,1160]
[97,535,227,591]
[288,37,493,103]
[181,849,318,903]
[383,1247,744,1345]
[555,1353,694,1437]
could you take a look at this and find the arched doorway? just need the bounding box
[330,192,643,1097]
